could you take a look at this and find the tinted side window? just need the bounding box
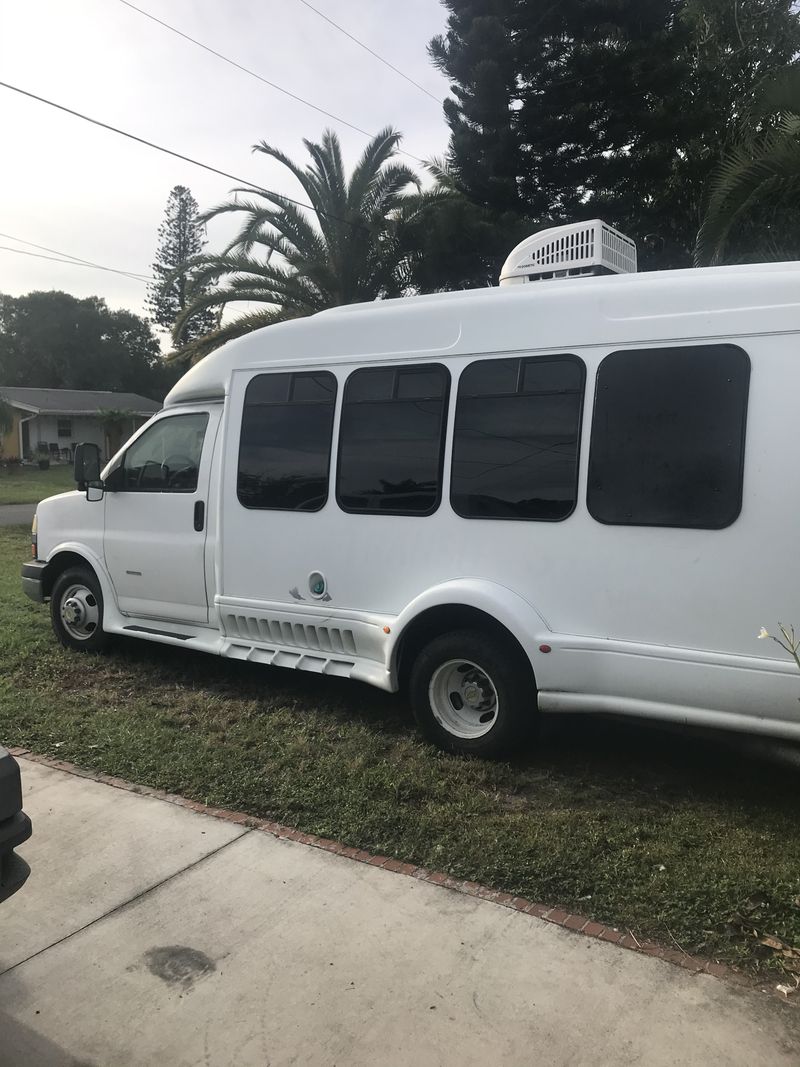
[451,356,585,521]
[337,365,449,515]
[587,345,750,528]
[238,372,337,511]
[121,413,208,492]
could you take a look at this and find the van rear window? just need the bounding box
[238,372,337,511]
[587,344,750,528]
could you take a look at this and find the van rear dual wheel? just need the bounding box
[50,567,110,653]
[409,629,536,757]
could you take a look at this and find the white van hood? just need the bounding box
[36,490,105,565]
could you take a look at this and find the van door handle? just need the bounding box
[194,500,205,531]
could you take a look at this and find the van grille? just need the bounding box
[225,614,357,655]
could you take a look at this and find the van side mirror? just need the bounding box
[73,443,102,495]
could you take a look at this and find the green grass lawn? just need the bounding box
[1,523,799,977]
[0,464,75,505]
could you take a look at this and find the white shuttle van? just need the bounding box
[21,221,800,756]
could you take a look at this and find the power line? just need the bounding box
[115,0,427,164]
[0,243,153,282]
[295,0,443,105]
[0,231,152,281]
[0,81,374,236]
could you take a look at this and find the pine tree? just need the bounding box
[430,0,800,270]
[147,186,216,344]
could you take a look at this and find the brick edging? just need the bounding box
[6,746,777,996]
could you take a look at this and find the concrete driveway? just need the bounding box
[0,504,36,527]
[1,759,798,1067]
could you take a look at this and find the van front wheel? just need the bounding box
[409,629,535,758]
[50,567,110,653]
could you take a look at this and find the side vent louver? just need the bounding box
[225,614,357,656]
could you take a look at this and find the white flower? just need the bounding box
[758,627,770,640]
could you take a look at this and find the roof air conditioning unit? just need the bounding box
[499,220,637,286]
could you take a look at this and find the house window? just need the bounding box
[57,419,72,438]
[587,344,750,528]
[238,372,337,511]
[450,355,585,521]
[336,364,450,515]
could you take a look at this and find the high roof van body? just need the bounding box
[22,224,800,756]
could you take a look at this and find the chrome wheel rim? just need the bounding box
[60,583,99,641]
[428,659,499,739]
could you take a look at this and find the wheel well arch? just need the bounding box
[394,604,536,690]
[42,551,99,599]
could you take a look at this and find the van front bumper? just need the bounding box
[21,561,47,603]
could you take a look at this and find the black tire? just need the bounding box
[409,628,537,758]
[50,566,110,653]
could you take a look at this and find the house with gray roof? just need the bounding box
[0,387,161,462]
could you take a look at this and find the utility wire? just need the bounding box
[0,81,375,236]
[0,231,152,281]
[116,0,427,164]
[295,0,443,105]
[0,243,153,282]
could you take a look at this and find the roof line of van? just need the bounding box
[310,260,800,319]
[163,260,800,409]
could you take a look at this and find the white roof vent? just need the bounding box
[499,219,637,286]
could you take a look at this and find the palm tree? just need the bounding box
[696,65,800,265]
[97,408,136,459]
[172,128,430,362]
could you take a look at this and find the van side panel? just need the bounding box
[215,330,800,730]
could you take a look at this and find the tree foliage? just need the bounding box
[696,63,800,264]
[147,185,216,344]
[0,291,177,399]
[400,160,537,292]
[173,128,434,362]
[431,0,800,270]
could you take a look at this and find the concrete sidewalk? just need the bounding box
[0,503,36,527]
[1,761,797,1067]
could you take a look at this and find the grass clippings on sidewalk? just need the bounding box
[1,524,799,978]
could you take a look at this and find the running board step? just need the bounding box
[123,625,194,640]
[223,641,355,677]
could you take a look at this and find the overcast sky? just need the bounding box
[0,0,451,333]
